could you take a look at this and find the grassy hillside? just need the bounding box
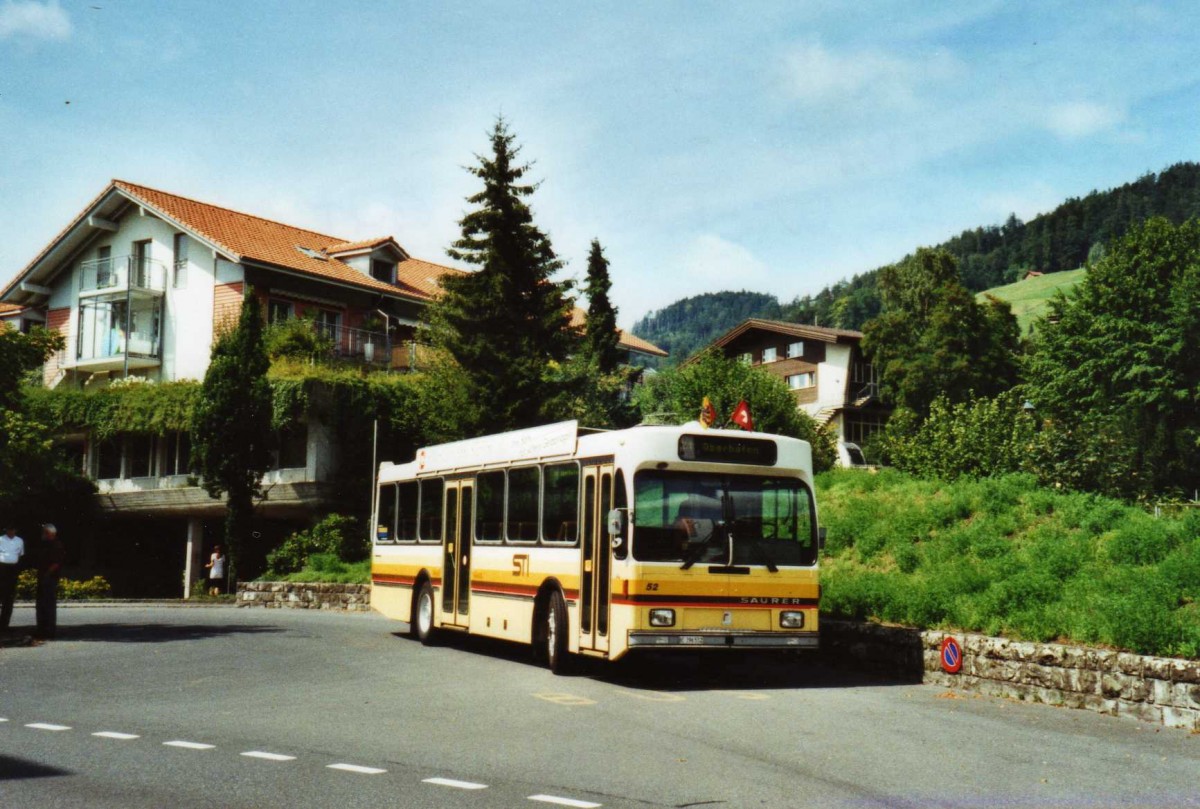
[978,268,1086,333]
[816,469,1200,658]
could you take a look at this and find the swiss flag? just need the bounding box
[730,399,754,431]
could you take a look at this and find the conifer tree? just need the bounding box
[192,291,273,575]
[431,118,575,431]
[582,239,622,374]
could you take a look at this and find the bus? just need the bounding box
[370,420,823,673]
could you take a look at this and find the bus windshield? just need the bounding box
[632,471,817,567]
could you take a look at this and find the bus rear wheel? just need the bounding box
[545,589,571,674]
[414,581,437,646]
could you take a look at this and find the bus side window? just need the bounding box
[506,467,540,543]
[419,478,444,542]
[613,470,628,560]
[376,483,397,544]
[475,471,505,543]
[542,462,579,545]
[396,481,418,542]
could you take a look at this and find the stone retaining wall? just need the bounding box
[237,582,371,612]
[821,619,1200,731]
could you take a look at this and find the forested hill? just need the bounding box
[633,161,1200,362]
[631,291,781,365]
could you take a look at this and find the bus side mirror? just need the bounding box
[607,508,627,541]
[818,527,827,551]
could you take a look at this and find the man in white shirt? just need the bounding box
[0,525,25,630]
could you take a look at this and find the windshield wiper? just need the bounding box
[680,523,726,570]
[729,518,778,573]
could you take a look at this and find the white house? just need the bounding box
[0,179,667,595]
[701,318,890,466]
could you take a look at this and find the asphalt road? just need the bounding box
[1,606,1197,808]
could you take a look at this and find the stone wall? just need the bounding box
[821,620,1200,731]
[237,582,371,612]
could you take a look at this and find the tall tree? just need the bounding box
[0,325,94,538]
[582,239,622,374]
[1025,217,1200,499]
[430,118,575,431]
[862,248,1020,420]
[192,292,273,575]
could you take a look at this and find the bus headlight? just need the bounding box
[649,609,675,627]
[780,611,805,629]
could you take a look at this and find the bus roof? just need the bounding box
[379,420,812,480]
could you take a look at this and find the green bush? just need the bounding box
[16,570,112,599]
[264,317,336,363]
[817,468,1200,659]
[265,514,365,576]
[272,554,370,584]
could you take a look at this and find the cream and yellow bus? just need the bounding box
[370,420,822,673]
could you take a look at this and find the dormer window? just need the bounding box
[370,259,395,284]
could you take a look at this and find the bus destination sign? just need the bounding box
[678,434,778,466]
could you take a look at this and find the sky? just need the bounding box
[2,1,1200,327]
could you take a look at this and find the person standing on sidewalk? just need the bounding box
[205,545,226,596]
[33,524,65,640]
[0,525,25,631]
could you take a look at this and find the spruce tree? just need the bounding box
[432,118,575,431]
[192,291,273,576]
[582,239,622,374]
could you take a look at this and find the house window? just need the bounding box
[272,423,308,470]
[737,352,754,365]
[787,341,804,358]
[268,300,293,324]
[132,240,151,288]
[95,437,122,480]
[787,372,816,390]
[314,309,340,340]
[173,233,188,288]
[370,259,395,284]
[762,346,778,363]
[125,435,154,479]
[95,245,114,288]
[162,431,191,476]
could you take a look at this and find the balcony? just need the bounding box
[79,255,168,298]
[74,297,162,373]
[268,319,421,369]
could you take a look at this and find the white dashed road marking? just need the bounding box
[93,731,140,740]
[528,795,602,808]
[327,763,387,775]
[163,740,215,750]
[0,717,8,722]
[240,751,296,762]
[423,777,489,790]
[25,723,72,731]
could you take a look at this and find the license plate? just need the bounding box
[679,636,706,645]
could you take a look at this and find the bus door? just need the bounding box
[579,464,613,654]
[441,480,473,627]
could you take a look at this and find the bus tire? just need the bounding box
[414,580,438,646]
[545,589,571,675]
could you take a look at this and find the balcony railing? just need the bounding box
[80,255,168,295]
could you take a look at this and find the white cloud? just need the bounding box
[0,0,70,41]
[1043,101,1123,139]
[781,41,959,109]
[979,182,1062,223]
[679,233,770,285]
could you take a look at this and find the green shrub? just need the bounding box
[269,555,370,584]
[264,317,335,363]
[16,570,112,599]
[817,468,1200,659]
[265,514,365,576]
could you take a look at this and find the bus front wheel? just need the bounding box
[414,581,437,646]
[545,589,571,674]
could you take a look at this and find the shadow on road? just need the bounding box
[0,755,72,781]
[392,626,920,691]
[20,623,284,644]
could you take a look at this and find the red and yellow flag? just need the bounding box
[698,396,717,429]
[730,399,754,431]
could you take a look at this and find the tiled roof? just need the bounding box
[396,257,467,300]
[113,181,427,300]
[568,307,669,358]
[685,317,861,365]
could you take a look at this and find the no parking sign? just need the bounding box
[940,636,963,674]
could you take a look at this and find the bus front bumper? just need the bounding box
[627,631,819,650]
